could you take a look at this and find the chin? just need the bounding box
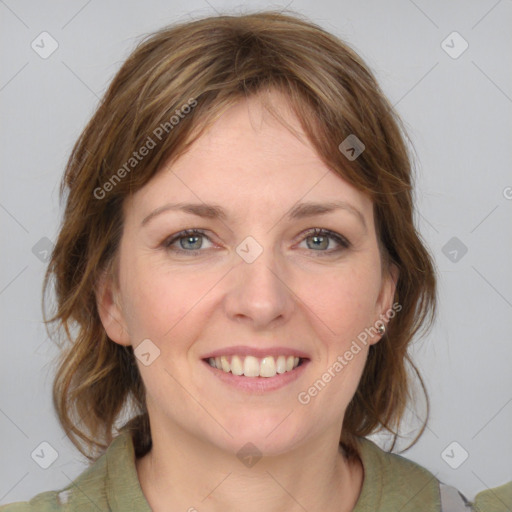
[207,410,309,458]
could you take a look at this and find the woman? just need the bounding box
[1,10,509,512]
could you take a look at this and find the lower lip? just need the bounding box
[202,359,310,392]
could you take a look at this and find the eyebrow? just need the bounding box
[141,200,367,231]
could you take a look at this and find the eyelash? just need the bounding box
[162,228,350,257]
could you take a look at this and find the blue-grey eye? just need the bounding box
[300,228,350,252]
[180,234,203,250]
[163,229,213,253]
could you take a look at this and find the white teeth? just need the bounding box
[244,356,260,377]
[206,355,302,377]
[231,355,243,375]
[260,356,276,377]
[220,355,230,373]
[276,355,286,374]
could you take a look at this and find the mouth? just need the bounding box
[200,346,311,392]
[203,354,306,378]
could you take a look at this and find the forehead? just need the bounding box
[125,92,373,222]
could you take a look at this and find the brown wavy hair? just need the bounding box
[43,10,436,462]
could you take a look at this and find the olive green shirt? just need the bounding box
[1,432,510,511]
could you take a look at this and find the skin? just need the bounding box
[97,90,398,512]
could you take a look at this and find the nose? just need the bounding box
[223,247,295,330]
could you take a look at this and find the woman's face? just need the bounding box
[98,91,397,456]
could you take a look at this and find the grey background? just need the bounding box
[1,0,511,505]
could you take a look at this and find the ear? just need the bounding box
[95,269,131,346]
[371,262,399,344]
[378,262,399,311]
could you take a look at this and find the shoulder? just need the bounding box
[0,454,109,511]
[355,438,512,511]
[438,481,512,512]
[472,480,512,512]
[357,436,438,478]
[0,435,127,511]
[356,437,441,494]
[355,437,469,512]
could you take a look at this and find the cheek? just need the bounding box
[119,255,220,344]
[299,266,378,410]
[302,260,383,341]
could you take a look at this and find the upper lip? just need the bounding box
[201,345,311,360]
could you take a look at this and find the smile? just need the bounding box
[206,355,303,378]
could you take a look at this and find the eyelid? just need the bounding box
[162,227,351,255]
[162,228,214,252]
[294,227,351,254]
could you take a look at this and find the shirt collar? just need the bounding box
[105,431,152,511]
[102,431,423,511]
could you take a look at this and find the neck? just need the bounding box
[135,420,363,512]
